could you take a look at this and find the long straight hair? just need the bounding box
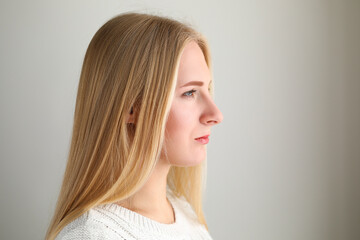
[46,12,214,239]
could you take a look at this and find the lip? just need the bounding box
[195,135,210,144]
[195,134,210,139]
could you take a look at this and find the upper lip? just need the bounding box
[195,134,210,139]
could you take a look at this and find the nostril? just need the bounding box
[207,119,218,125]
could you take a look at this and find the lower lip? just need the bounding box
[195,137,209,144]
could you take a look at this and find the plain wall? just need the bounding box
[0,0,359,239]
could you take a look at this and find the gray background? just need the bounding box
[1,0,359,239]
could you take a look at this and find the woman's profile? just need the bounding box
[46,12,223,240]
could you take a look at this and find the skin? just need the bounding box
[118,41,223,224]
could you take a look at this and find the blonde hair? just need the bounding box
[46,12,214,239]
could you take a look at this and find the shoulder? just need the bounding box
[55,208,137,240]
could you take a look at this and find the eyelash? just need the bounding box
[183,88,211,98]
[183,89,197,98]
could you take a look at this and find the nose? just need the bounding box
[200,97,224,126]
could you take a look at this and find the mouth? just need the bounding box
[195,135,210,144]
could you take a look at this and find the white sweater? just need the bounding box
[55,190,213,239]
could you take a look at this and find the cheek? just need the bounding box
[162,102,205,166]
[165,103,193,139]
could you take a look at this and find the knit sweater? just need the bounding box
[55,189,213,239]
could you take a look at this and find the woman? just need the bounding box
[46,12,223,239]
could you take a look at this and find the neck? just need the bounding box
[116,158,174,222]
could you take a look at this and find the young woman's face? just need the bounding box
[161,41,223,167]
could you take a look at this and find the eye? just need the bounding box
[183,89,197,98]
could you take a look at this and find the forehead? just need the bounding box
[176,41,210,86]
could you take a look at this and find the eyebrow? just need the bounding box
[180,80,212,88]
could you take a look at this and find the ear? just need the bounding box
[126,106,136,124]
